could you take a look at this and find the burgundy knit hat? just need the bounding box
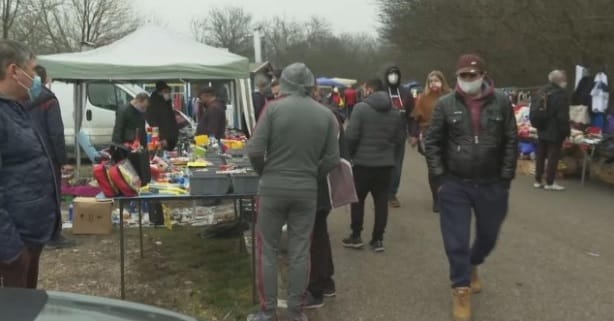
[456,54,486,74]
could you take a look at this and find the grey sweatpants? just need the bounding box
[256,196,316,315]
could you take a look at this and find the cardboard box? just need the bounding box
[72,197,113,235]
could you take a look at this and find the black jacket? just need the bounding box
[1,97,59,263]
[381,64,416,137]
[196,99,226,139]
[539,83,571,143]
[345,91,404,167]
[424,90,518,184]
[113,103,147,147]
[25,88,67,166]
[145,92,178,150]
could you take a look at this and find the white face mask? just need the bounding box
[559,82,568,89]
[387,73,400,85]
[163,93,171,101]
[457,77,484,95]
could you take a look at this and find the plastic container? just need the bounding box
[190,170,231,195]
[231,173,259,195]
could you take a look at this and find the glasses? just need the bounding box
[458,72,480,80]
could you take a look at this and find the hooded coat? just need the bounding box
[345,91,405,167]
[145,91,178,150]
[381,64,415,137]
[247,63,340,199]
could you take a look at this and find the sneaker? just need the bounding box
[304,292,324,309]
[342,234,363,249]
[533,182,543,189]
[246,312,278,321]
[323,287,336,298]
[389,196,401,208]
[544,183,565,191]
[369,240,384,253]
[46,234,76,250]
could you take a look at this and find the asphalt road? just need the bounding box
[307,147,614,321]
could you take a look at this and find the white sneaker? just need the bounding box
[533,182,543,188]
[544,183,565,191]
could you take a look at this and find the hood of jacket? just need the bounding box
[24,87,56,111]
[363,91,392,112]
[381,63,402,88]
[280,63,315,97]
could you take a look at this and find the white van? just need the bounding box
[51,81,195,154]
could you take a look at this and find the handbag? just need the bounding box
[326,159,358,208]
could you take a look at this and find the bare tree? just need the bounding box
[191,6,253,55]
[1,0,22,38]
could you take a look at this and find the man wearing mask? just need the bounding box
[0,40,59,288]
[196,87,227,140]
[342,78,404,252]
[25,65,73,250]
[247,63,339,321]
[533,70,570,191]
[146,81,178,151]
[424,54,517,321]
[382,65,414,208]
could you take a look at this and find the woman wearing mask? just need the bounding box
[411,71,451,213]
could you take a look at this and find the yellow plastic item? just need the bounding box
[195,135,209,146]
[187,160,211,168]
[193,145,207,157]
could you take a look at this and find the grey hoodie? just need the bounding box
[247,63,340,199]
[346,91,404,167]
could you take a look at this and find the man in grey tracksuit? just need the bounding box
[247,63,340,321]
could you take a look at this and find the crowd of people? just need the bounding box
[0,37,575,321]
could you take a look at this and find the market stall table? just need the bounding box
[114,193,258,303]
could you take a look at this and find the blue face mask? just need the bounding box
[19,69,43,101]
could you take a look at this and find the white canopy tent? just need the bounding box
[38,25,255,171]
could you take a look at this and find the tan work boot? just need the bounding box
[471,266,482,294]
[389,196,401,208]
[452,287,472,321]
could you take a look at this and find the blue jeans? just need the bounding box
[389,139,406,198]
[438,179,509,287]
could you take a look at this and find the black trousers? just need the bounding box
[308,209,335,299]
[351,166,393,241]
[535,140,563,185]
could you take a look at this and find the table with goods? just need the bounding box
[94,128,260,302]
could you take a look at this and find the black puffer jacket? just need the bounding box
[424,90,518,184]
[538,83,571,143]
[113,103,147,147]
[1,97,59,263]
[345,91,404,167]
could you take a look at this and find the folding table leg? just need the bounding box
[251,197,257,304]
[119,200,126,300]
[138,200,143,258]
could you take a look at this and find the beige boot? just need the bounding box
[452,287,472,321]
[471,266,482,294]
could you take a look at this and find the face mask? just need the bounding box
[17,69,43,101]
[163,93,171,101]
[430,81,443,92]
[387,73,400,85]
[559,82,568,89]
[457,77,483,95]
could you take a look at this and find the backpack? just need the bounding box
[529,88,550,130]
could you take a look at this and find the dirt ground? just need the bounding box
[39,225,254,321]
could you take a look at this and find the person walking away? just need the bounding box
[145,81,178,225]
[410,71,451,213]
[382,64,415,208]
[344,86,358,119]
[342,78,404,253]
[247,63,340,321]
[533,70,571,191]
[424,54,518,321]
[253,74,269,122]
[305,100,349,309]
[25,65,73,249]
[0,40,60,289]
[196,87,227,140]
[146,81,179,151]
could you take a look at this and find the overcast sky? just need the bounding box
[133,0,380,37]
